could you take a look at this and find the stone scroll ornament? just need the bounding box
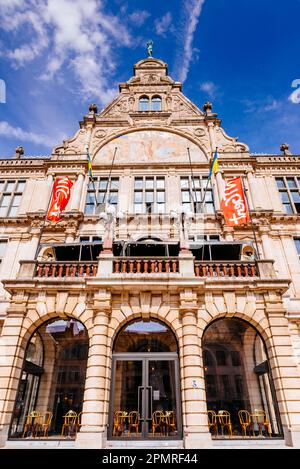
[221,177,250,227]
[47,176,73,222]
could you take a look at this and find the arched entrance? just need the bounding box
[9,318,89,439]
[109,319,182,440]
[202,318,282,438]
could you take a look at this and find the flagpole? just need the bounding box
[187,147,198,209]
[103,147,118,206]
[200,148,217,212]
[86,145,99,208]
[243,179,261,260]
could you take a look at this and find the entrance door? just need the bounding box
[110,354,181,439]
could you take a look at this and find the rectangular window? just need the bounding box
[180,176,214,213]
[276,177,300,214]
[85,177,119,215]
[294,238,300,256]
[134,176,166,213]
[0,180,26,218]
[0,239,8,271]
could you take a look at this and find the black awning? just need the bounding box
[190,243,242,261]
[24,360,44,376]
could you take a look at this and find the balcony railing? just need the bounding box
[35,261,98,278]
[194,261,258,278]
[17,258,272,280]
[113,257,179,274]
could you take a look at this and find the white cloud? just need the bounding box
[243,97,281,114]
[155,12,173,36]
[0,0,132,103]
[129,10,150,27]
[289,89,300,104]
[0,121,59,147]
[172,0,206,83]
[200,81,218,99]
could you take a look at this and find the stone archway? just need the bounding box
[108,318,182,441]
[202,317,282,438]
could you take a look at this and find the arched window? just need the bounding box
[151,96,162,111]
[10,318,89,439]
[139,96,150,111]
[114,319,177,353]
[203,318,282,438]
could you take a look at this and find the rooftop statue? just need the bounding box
[146,40,153,57]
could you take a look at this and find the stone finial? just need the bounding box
[89,103,98,114]
[280,143,291,155]
[203,102,213,114]
[14,146,24,159]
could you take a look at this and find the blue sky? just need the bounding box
[0,0,299,156]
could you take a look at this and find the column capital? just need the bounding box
[93,289,111,315]
[179,290,198,316]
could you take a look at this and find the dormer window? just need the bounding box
[138,95,162,111]
[139,96,150,111]
[151,96,162,111]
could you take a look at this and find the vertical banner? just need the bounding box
[221,177,250,226]
[47,176,73,222]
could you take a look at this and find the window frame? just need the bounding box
[85,176,119,215]
[276,176,300,214]
[134,176,166,214]
[0,180,26,218]
[180,175,215,214]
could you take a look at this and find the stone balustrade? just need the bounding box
[35,261,98,278]
[113,257,179,274]
[194,261,258,278]
[16,258,276,280]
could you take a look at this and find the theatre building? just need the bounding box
[1,56,300,449]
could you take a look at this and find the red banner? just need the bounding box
[221,177,250,226]
[47,177,73,222]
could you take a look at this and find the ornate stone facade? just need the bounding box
[0,58,300,449]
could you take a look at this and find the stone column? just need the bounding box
[280,235,300,296]
[259,226,274,260]
[44,173,54,212]
[246,170,257,210]
[215,170,224,205]
[207,122,216,152]
[76,292,111,449]
[0,302,27,447]
[266,306,300,447]
[70,173,85,212]
[180,291,212,448]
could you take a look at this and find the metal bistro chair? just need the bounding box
[252,410,272,437]
[77,411,83,433]
[61,410,78,437]
[22,411,41,438]
[113,411,126,436]
[36,411,53,438]
[218,410,232,437]
[151,411,164,436]
[238,410,251,437]
[207,410,218,436]
[165,411,176,436]
[128,411,139,435]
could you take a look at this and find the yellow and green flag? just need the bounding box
[209,149,219,178]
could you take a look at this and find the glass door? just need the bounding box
[112,359,143,438]
[146,360,179,438]
[110,355,181,440]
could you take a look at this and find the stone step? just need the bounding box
[106,440,184,449]
[4,439,76,449]
[212,438,289,449]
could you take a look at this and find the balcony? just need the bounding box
[113,257,179,274]
[194,261,257,278]
[15,257,277,280]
